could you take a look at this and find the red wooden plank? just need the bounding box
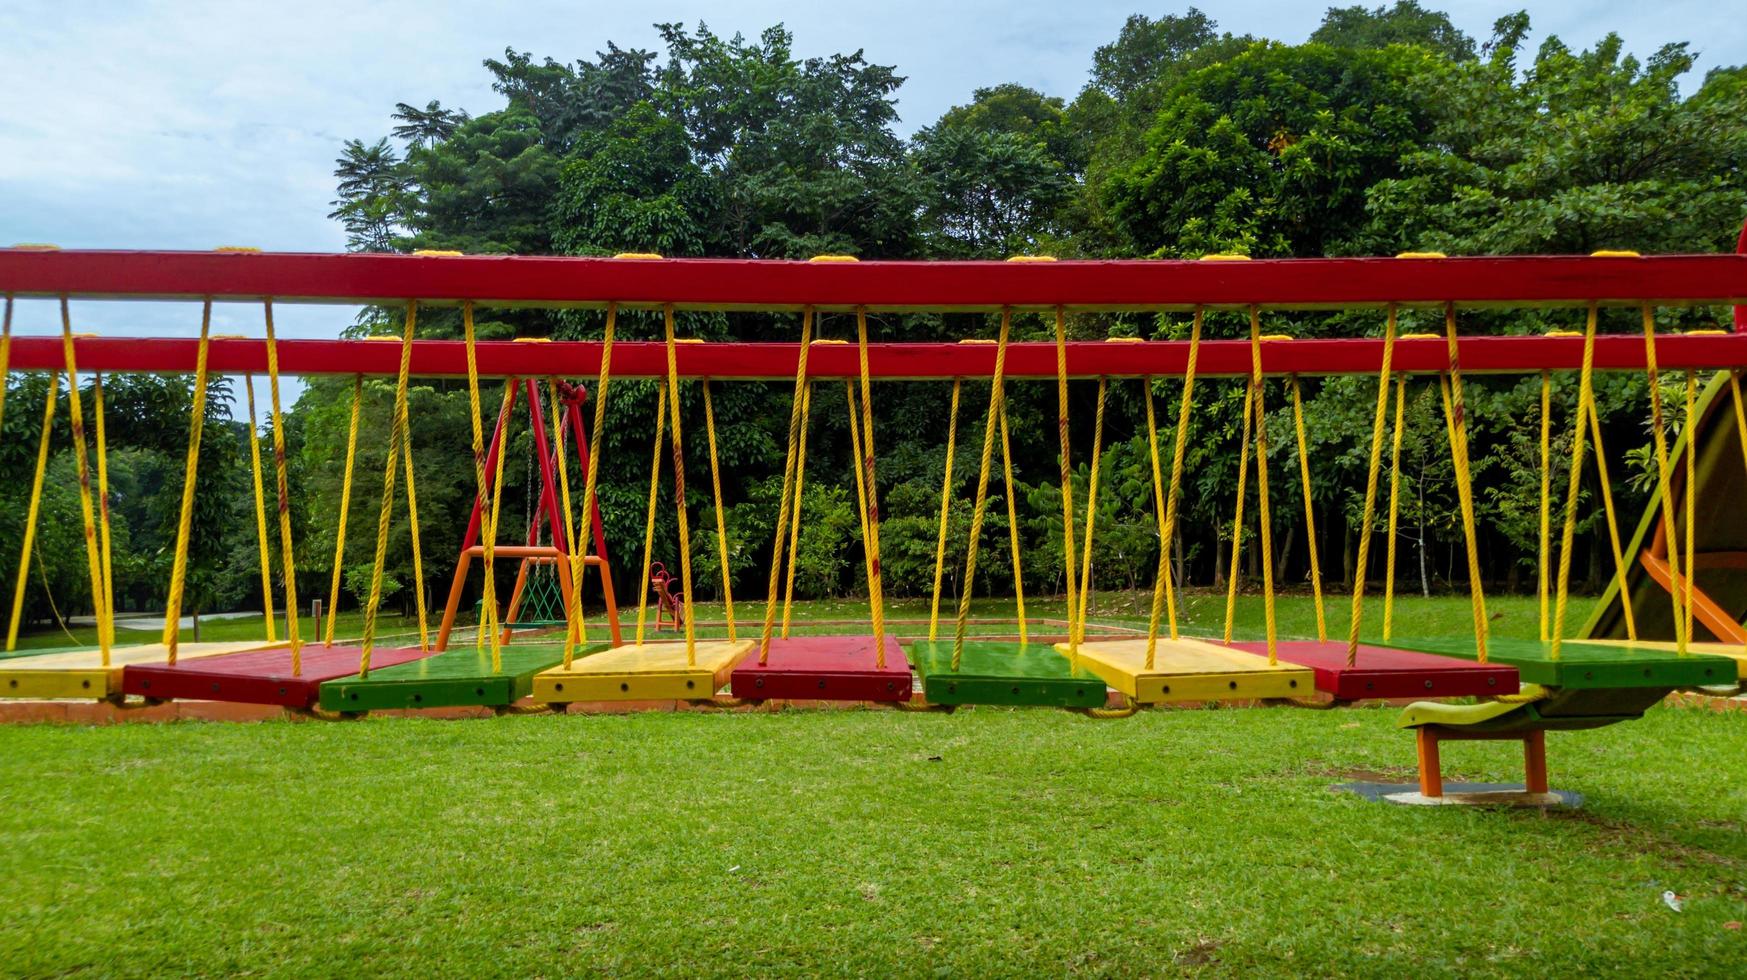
[122,644,431,708]
[729,635,912,702]
[3,247,1745,310]
[8,332,1747,381]
[1226,640,1518,700]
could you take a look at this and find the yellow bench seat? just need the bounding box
[532,640,755,702]
[0,642,285,700]
[1055,638,1314,703]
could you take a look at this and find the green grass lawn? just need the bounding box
[3,592,1743,975]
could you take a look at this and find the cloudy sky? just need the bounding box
[3,0,1743,358]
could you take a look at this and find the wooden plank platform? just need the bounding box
[1226,640,1519,700]
[1578,640,1747,683]
[1384,637,1735,689]
[319,642,601,712]
[0,642,281,700]
[908,641,1107,708]
[729,635,912,702]
[531,640,754,702]
[1057,638,1314,703]
[123,644,433,708]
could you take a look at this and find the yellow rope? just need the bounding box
[1585,393,1635,640]
[243,374,277,643]
[1053,309,1081,666]
[160,304,212,662]
[400,393,429,652]
[1159,311,1201,646]
[1538,370,1551,643]
[1441,305,1488,662]
[1729,371,1747,656]
[952,309,1011,671]
[1290,374,1327,642]
[7,370,60,652]
[928,378,962,642]
[1640,308,1685,651]
[58,299,108,665]
[1683,369,1697,652]
[1146,312,1201,663]
[92,372,115,651]
[1140,369,1169,670]
[483,383,511,660]
[1075,377,1108,649]
[461,302,505,670]
[548,379,586,649]
[357,302,415,677]
[701,380,735,640]
[998,395,1026,645]
[843,382,876,649]
[325,376,363,646]
[634,384,667,646]
[1247,310,1278,665]
[854,309,889,665]
[1550,306,1599,662]
[260,302,303,671]
[779,379,811,639]
[662,306,697,665]
[1345,305,1397,667]
[759,312,812,661]
[565,305,616,667]
[1222,370,1255,645]
[1381,376,1406,642]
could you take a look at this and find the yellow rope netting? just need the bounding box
[325,376,363,646]
[1549,305,1600,662]
[927,378,962,642]
[244,374,277,643]
[700,379,735,641]
[1440,305,1488,662]
[951,309,1012,671]
[661,306,698,664]
[161,304,213,662]
[357,302,416,676]
[1246,311,1278,665]
[1344,305,1397,667]
[1145,310,1201,665]
[7,370,60,652]
[758,311,812,662]
[1381,375,1407,642]
[1290,374,1328,642]
[58,300,109,665]
[564,304,616,668]
[854,309,890,665]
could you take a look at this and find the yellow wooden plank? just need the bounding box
[0,642,283,700]
[1582,639,1747,681]
[532,640,755,701]
[1056,638,1314,703]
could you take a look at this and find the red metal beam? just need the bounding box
[4,247,1747,311]
[8,333,1747,380]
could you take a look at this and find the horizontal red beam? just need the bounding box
[8,334,1747,380]
[3,248,1747,311]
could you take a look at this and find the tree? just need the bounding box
[912,125,1069,257]
[1310,1,1476,61]
[391,100,469,151]
[1089,9,1223,101]
[328,138,410,252]
[552,102,719,257]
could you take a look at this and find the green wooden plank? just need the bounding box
[909,641,1107,708]
[318,643,606,712]
[1384,637,1732,689]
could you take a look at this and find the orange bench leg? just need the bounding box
[1417,728,1443,798]
[1524,730,1548,794]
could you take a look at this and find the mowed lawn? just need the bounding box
[1,593,1744,975]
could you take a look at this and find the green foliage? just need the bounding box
[1310,1,1476,61]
